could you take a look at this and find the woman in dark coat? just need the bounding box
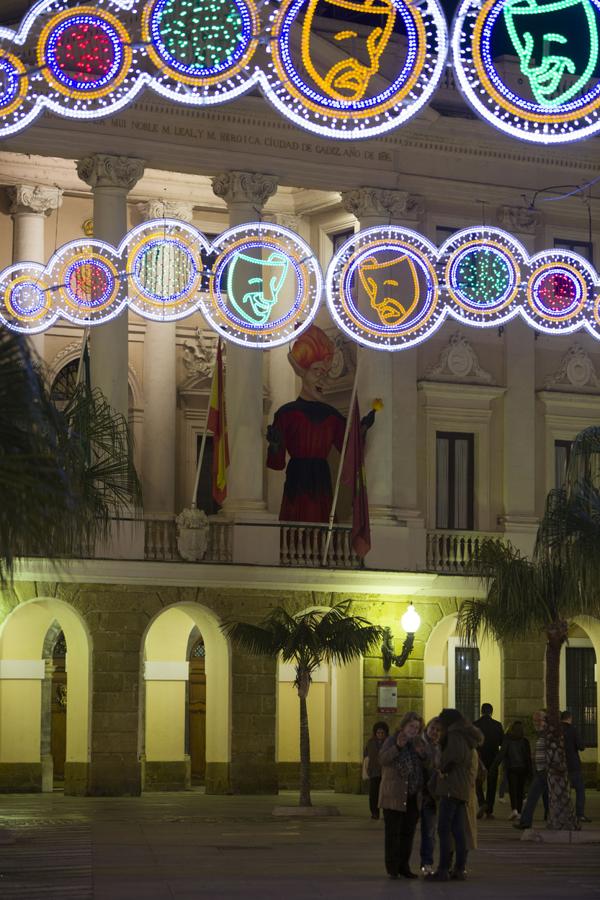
[490,721,532,819]
[364,721,389,820]
[378,711,425,880]
[427,708,483,882]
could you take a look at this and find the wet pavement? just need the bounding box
[0,789,599,899]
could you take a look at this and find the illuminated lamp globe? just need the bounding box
[401,604,420,635]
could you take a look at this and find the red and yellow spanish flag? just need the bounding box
[207,339,229,505]
[341,395,371,558]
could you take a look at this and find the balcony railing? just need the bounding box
[279,523,360,569]
[426,530,498,574]
[144,518,233,563]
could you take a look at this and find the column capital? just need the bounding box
[211,171,278,212]
[136,200,195,223]
[8,184,63,217]
[77,154,145,192]
[341,187,424,222]
[496,205,543,235]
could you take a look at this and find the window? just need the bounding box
[554,439,573,489]
[196,435,221,516]
[566,647,597,748]
[331,228,355,256]
[436,226,460,244]
[436,432,475,530]
[554,238,593,264]
[454,646,481,724]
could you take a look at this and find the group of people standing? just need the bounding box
[363,703,591,881]
[364,709,483,881]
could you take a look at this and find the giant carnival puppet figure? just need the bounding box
[266,324,376,523]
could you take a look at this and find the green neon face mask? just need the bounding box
[226,250,290,325]
[503,0,598,107]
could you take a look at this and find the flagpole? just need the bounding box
[322,352,360,565]
[190,341,220,510]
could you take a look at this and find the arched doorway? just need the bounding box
[560,618,599,768]
[141,603,230,792]
[423,613,503,724]
[0,598,91,794]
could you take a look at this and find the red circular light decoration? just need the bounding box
[54,21,116,84]
[537,272,578,313]
[67,260,111,308]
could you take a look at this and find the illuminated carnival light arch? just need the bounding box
[0,0,448,141]
[1,221,600,349]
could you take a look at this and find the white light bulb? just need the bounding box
[400,604,420,635]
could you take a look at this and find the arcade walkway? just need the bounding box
[0,790,599,899]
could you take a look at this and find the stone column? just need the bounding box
[136,200,194,518]
[77,155,145,420]
[8,184,63,357]
[211,172,278,520]
[495,207,544,557]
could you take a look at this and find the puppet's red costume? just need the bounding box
[266,397,345,523]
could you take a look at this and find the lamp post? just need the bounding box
[382,604,421,671]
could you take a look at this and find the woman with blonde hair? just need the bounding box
[378,711,425,880]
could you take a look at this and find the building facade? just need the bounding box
[0,0,599,796]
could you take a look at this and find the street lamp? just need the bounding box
[382,603,421,671]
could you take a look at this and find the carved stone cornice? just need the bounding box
[137,200,195,223]
[545,343,600,392]
[496,205,543,235]
[77,154,145,192]
[263,212,304,231]
[211,171,278,211]
[8,184,63,217]
[340,188,424,222]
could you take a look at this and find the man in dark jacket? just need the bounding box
[474,703,504,818]
[561,710,591,823]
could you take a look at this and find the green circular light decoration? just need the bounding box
[455,247,511,306]
[156,0,243,72]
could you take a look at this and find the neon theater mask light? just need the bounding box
[452,0,600,142]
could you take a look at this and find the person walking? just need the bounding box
[426,708,483,883]
[473,702,504,819]
[419,717,442,875]
[378,711,424,880]
[490,721,532,819]
[363,721,389,820]
[561,710,591,824]
[515,710,549,829]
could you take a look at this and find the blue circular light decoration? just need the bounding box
[48,241,126,326]
[146,0,252,79]
[64,257,115,309]
[452,0,600,143]
[0,56,22,109]
[0,263,57,334]
[261,0,448,139]
[201,223,322,348]
[41,11,127,96]
[326,227,441,349]
[132,239,197,302]
[523,250,594,334]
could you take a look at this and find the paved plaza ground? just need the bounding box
[0,789,599,899]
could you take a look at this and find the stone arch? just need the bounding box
[140,601,231,792]
[0,597,92,794]
[276,605,363,790]
[423,612,502,724]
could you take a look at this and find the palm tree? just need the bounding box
[223,600,384,807]
[457,477,600,830]
[0,330,141,579]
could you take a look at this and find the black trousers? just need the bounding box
[383,794,420,877]
[507,768,527,813]
[369,777,381,818]
[476,764,498,814]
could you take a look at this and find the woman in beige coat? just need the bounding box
[378,711,425,880]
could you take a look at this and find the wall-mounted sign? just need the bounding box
[377,679,398,713]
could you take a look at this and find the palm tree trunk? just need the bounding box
[297,668,312,807]
[545,624,577,831]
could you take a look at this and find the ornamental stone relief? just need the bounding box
[426,333,493,383]
[182,328,221,381]
[545,344,600,392]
